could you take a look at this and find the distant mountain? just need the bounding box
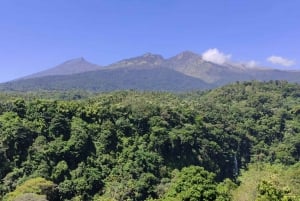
[108,51,300,86]
[23,57,102,79]
[165,51,238,83]
[108,53,164,69]
[0,66,210,92]
[106,51,250,84]
[1,51,300,92]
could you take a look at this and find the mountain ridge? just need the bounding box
[22,57,102,79]
[1,51,300,92]
[108,53,165,69]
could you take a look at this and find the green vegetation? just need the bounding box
[0,80,300,200]
[232,163,300,201]
[3,177,56,201]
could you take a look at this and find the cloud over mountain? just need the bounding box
[202,48,231,65]
[267,56,295,67]
[245,60,258,68]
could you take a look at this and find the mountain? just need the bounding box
[0,66,210,92]
[108,53,164,69]
[22,57,102,79]
[1,51,300,92]
[164,51,244,83]
[108,51,300,86]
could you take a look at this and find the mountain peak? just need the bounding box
[23,57,101,79]
[177,50,199,57]
[109,53,164,68]
[141,52,163,59]
[168,51,201,63]
[140,52,164,63]
[62,57,87,64]
[2,51,300,92]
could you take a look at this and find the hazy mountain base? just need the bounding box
[0,81,300,200]
[0,67,211,92]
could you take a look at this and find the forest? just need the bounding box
[0,80,300,201]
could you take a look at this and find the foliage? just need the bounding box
[3,177,56,201]
[0,81,300,200]
[160,166,218,201]
[256,180,292,201]
[232,163,300,201]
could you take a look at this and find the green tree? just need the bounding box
[3,177,57,201]
[163,166,218,201]
[256,180,294,201]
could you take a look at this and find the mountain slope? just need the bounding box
[0,66,210,91]
[107,51,254,84]
[23,57,102,79]
[1,51,300,92]
[108,53,164,69]
[164,51,299,85]
[165,51,225,83]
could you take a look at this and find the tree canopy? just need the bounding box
[0,80,300,200]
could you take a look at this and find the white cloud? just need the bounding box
[267,56,295,67]
[202,48,231,65]
[245,60,258,68]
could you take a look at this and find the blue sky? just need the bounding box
[0,0,299,82]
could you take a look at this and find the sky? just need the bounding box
[0,0,299,82]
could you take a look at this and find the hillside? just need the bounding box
[0,81,300,200]
[1,52,300,92]
[23,57,102,79]
[0,66,210,92]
